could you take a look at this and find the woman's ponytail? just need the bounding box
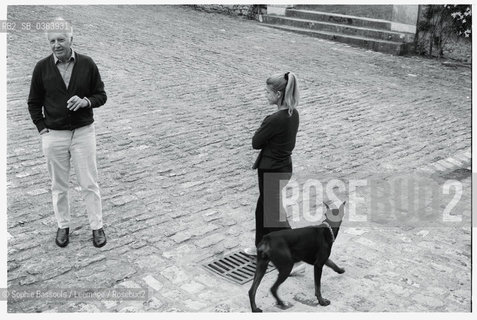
[283,72,299,116]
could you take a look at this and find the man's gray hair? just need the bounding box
[45,17,73,40]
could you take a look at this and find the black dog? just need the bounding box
[248,201,346,312]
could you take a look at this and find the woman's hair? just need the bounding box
[266,72,300,116]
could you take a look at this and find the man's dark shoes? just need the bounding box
[92,228,107,248]
[55,227,69,247]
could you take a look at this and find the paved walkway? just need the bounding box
[6,5,471,312]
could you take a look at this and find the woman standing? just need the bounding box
[245,72,300,256]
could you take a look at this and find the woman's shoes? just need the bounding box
[243,247,257,256]
[290,262,306,276]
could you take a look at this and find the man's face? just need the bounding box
[48,32,72,61]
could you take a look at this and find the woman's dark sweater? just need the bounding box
[252,108,299,170]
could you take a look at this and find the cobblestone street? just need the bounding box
[6,5,471,312]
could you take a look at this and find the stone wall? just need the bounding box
[188,5,266,19]
[415,5,472,62]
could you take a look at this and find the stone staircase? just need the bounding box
[261,5,416,55]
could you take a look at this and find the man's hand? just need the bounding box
[67,96,89,111]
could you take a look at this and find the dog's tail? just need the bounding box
[257,239,271,260]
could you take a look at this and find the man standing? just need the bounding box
[28,20,107,248]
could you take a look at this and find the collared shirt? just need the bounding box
[52,49,91,109]
[54,49,75,89]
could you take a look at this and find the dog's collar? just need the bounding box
[322,221,335,243]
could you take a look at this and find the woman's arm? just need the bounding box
[252,115,276,149]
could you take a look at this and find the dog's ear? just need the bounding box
[323,202,330,211]
[339,201,346,216]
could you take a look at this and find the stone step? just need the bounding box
[286,9,393,31]
[263,15,414,43]
[260,24,413,55]
[294,4,394,20]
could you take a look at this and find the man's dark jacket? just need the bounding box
[28,52,107,132]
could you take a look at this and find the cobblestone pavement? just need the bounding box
[6,5,471,312]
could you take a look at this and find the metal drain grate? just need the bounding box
[203,251,276,285]
[440,168,472,181]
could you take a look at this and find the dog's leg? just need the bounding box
[314,263,330,306]
[268,248,294,310]
[270,262,293,309]
[249,256,269,313]
[325,259,345,274]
